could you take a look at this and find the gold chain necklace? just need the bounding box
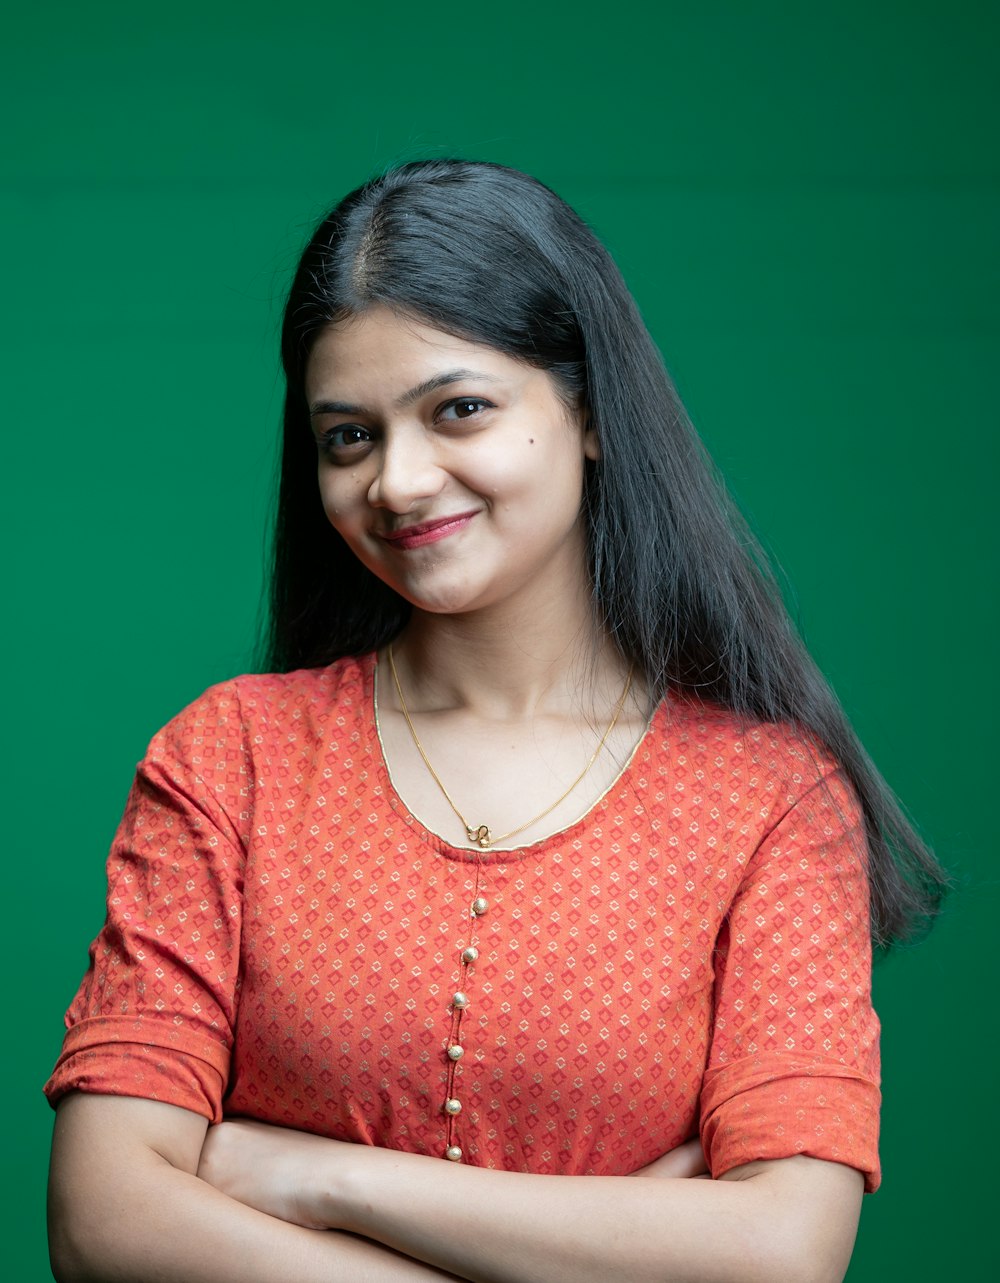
[386,645,634,850]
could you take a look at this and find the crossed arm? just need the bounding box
[49,1093,863,1283]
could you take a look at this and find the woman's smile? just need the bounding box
[378,509,481,550]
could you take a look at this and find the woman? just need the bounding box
[46,160,946,1282]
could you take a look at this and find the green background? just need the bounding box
[6,1,996,1277]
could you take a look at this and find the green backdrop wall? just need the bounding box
[7,2,996,1278]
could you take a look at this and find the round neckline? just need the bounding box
[363,651,664,864]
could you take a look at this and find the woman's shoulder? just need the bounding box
[149,653,376,757]
[228,652,374,713]
[653,692,864,867]
[657,689,844,804]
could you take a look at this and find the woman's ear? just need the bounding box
[583,416,601,461]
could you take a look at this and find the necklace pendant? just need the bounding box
[385,646,634,863]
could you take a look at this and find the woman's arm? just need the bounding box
[198,1118,863,1283]
[48,1094,460,1283]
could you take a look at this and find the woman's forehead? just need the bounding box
[305,307,533,404]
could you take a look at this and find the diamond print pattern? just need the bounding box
[45,653,880,1189]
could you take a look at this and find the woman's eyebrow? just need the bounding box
[309,368,502,417]
[396,368,502,407]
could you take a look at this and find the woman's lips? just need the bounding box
[379,511,479,550]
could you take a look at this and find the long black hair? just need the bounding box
[266,158,946,947]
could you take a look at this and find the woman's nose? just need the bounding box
[367,427,445,512]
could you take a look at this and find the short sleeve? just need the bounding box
[699,766,882,1191]
[44,682,250,1122]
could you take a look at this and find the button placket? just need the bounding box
[441,873,490,1162]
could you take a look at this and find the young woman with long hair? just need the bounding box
[46,160,946,1282]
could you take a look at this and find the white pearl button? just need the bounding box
[471,896,489,916]
[461,946,479,964]
[447,1043,464,1061]
[444,1098,462,1116]
[452,991,469,1009]
[445,1145,463,1161]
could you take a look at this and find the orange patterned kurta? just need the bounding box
[45,654,881,1188]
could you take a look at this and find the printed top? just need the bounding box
[46,653,881,1188]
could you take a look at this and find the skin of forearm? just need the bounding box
[48,1104,458,1283]
[51,1165,459,1283]
[51,1170,458,1283]
[331,1147,858,1283]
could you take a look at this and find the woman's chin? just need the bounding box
[385,577,487,619]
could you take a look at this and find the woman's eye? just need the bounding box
[438,398,491,422]
[318,425,374,455]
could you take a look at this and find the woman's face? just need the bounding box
[305,306,598,619]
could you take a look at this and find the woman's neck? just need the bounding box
[390,593,632,721]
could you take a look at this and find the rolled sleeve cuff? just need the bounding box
[43,1014,231,1123]
[700,1054,882,1192]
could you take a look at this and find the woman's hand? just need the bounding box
[198,1118,711,1235]
[51,1095,469,1280]
[198,1119,710,1233]
[627,1136,711,1179]
[197,1118,353,1229]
